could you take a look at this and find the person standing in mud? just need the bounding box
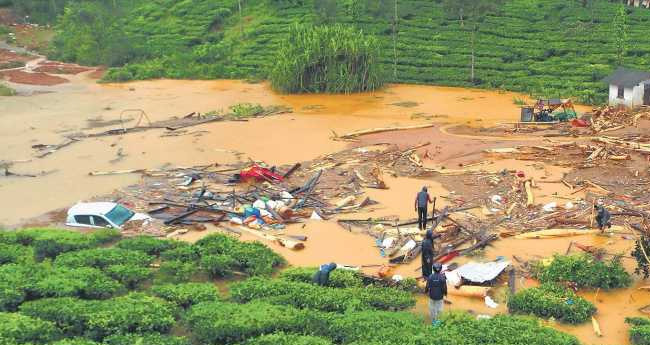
[312,263,337,286]
[415,186,433,230]
[425,262,447,325]
[595,205,612,231]
[421,229,436,278]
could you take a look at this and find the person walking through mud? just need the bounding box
[421,229,438,278]
[425,262,447,326]
[415,186,434,230]
[312,263,337,286]
[595,205,612,231]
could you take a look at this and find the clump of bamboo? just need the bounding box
[270,24,385,94]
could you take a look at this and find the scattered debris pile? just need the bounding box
[590,105,650,133]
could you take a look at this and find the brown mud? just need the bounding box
[2,74,648,345]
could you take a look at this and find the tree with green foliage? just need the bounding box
[441,0,505,83]
[270,24,384,93]
[314,0,338,24]
[613,2,628,66]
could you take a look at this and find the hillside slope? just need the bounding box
[28,0,650,103]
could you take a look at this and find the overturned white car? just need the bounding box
[66,202,151,229]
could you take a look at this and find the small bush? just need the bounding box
[21,293,175,341]
[535,253,631,289]
[19,229,94,260]
[0,243,33,264]
[230,277,415,312]
[32,266,122,299]
[279,267,364,288]
[105,264,151,289]
[242,333,333,345]
[508,283,596,324]
[50,338,100,345]
[159,260,198,282]
[55,248,153,269]
[88,229,121,244]
[627,317,650,345]
[151,283,220,308]
[116,236,182,256]
[103,333,190,345]
[0,312,61,344]
[195,234,285,276]
[201,254,237,278]
[160,245,199,262]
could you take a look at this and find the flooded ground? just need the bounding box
[1,64,648,345]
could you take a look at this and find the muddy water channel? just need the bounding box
[0,75,645,345]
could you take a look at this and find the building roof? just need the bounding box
[68,202,118,216]
[602,67,650,87]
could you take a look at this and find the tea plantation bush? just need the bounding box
[0,243,33,264]
[279,267,364,288]
[115,236,184,256]
[50,339,100,345]
[508,283,596,324]
[241,333,333,345]
[103,333,190,345]
[627,317,650,345]
[151,282,221,308]
[11,228,120,260]
[54,248,153,269]
[20,293,175,341]
[105,264,151,289]
[535,253,631,289]
[159,260,198,282]
[195,234,285,276]
[230,277,415,312]
[0,311,61,344]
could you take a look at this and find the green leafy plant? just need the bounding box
[116,236,183,256]
[55,248,153,269]
[0,312,61,344]
[159,260,198,283]
[160,245,200,262]
[229,103,264,118]
[151,283,220,308]
[0,83,16,96]
[241,333,333,345]
[230,277,415,312]
[534,253,631,289]
[507,283,596,324]
[0,243,33,264]
[627,317,650,345]
[50,338,101,345]
[201,254,237,278]
[279,267,364,288]
[105,264,151,289]
[195,234,285,276]
[103,333,190,345]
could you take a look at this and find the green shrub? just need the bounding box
[195,234,285,276]
[0,243,33,264]
[230,277,415,312]
[159,260,198,282]
[507,283,596,324]
[0,83,16,96]
[32,266,122,299]
[103,333,190,345]
[270,24,384,93]
[159,245,199,262]
[105,264,151,289]
[88,229,121,244]
[241,333,333,345]
[201,254,237,278]
[50,338,100,345]
[116,236,182,256]
[20,293,175,341]
[279,267,364,288]
[18,229,94,260]
[535,253,631,289]
[0,312,61,344]
[151,283,220,308]
[55,248,153,269]
[627,317,650,345]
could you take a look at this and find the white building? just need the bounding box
[602,67,650,108]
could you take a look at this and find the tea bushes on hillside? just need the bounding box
[32,266,122,299]
[151,283,221,308]
[230,277,415,312]
[195,234,285,276]
[116,236,184,256]
[20,293,175,341]
[508,283,596,324]
[0,312,61,344]
[279,267,364,288]
[159,260,198,283]
[14,228,120,260]
[0,243,32,264]
[201,254,237,278]
[241,333,333,345]
[627,317,650,345]
[105,264,151,289]
[103,333,190,345]
[535,253,631,289]
[54,248,153,269]
[50,339,100,345]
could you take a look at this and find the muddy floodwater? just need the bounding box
[0,72,645,345]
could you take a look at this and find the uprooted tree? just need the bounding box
[269,24,385,94]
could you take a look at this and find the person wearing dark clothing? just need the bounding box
[425,263,447,323]
[312,263,337,286]
[595,205,612,231]
[421,230,436,278]
[415,187,433,230]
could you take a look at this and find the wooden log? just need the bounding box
[339,123,435,139]
[592,316,603,337]
[514,229,600,239]
[164,209,200,225]
[282,163,301,179]
[524,180,534,207]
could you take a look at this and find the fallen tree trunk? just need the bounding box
[338,123,435,139]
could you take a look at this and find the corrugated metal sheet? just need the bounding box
[453,261,510,283]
